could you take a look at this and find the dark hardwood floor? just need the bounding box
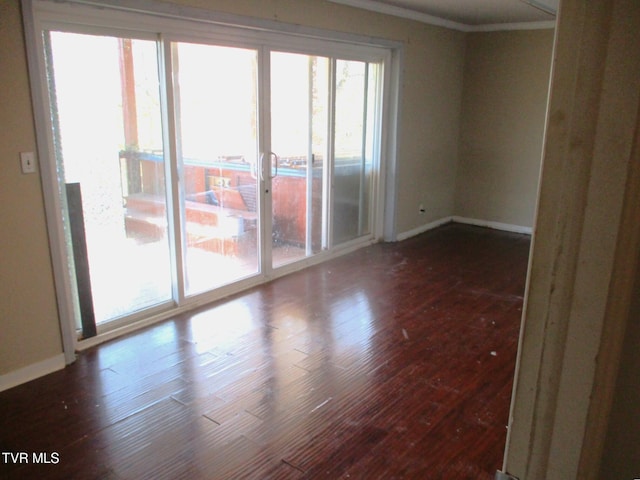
[0,224,531,480]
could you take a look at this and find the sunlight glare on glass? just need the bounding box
[176,43,258,164]
[48,31,172,324]
[271,52,312,158]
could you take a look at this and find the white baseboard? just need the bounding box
[396,216,453,241]
[452,216,533,235]
[0,354,66,392]
[396,215,533,241]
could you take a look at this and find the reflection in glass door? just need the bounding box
[172,43,260,296]
[46,31,172,330]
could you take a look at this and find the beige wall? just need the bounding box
[0,0,465,379]
[456,29,554,229]
[0,0,63,375]
[394,26,466,231]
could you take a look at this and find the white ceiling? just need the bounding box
[328,0,558,30]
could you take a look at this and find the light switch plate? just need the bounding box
[20,152,37,174]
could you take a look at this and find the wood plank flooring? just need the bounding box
[0,224,531,479]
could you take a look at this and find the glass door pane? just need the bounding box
[46,32,172,327]
[333,60,378,245]
[270,52,329,268]
[172,42,260,296]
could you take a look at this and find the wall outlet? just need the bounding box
[20,152,37,174]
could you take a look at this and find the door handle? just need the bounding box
[270,152,279,179]
[260,152,279,180]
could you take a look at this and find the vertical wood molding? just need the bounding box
[578,77,640,480]
[503,0,640,478]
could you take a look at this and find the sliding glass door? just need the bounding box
[35,3,387,337]
[269,53,381,267]
[269,52,328,267]
[171,42,260,296]
[333,60,379,245]
[46,32,173,328]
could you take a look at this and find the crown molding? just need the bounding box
[327,0,556,32]
[471,19,555,32]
